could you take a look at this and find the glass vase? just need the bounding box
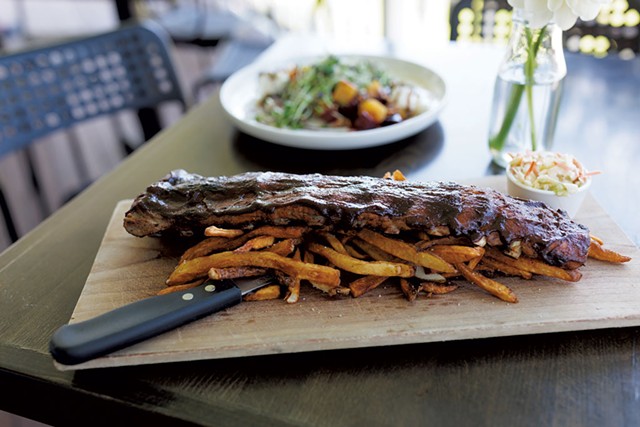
[487,8,567,168]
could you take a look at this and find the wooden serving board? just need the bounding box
[57,177,640,370]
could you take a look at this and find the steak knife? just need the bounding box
[49,276,273,366]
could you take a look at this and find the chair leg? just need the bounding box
[0,186,19,242]
[66,128,91,185]
[137,107,163,141]
[25,147,50,218]
[109,115,136,156]
[64,128,93,202]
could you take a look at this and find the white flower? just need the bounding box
[508,0,611,30]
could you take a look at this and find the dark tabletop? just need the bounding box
[0,36,639,427]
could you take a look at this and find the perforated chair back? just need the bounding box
[0,20,185,157]
[0,21,186,245]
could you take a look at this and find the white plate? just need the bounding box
[219,54,447,150]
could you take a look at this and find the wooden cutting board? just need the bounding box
[56,177,640,370]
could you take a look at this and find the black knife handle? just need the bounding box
[49,280,242,366]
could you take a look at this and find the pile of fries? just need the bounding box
[160,174,631,304]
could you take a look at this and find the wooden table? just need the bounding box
[1,35,639,426]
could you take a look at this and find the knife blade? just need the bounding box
[49,276,273,366]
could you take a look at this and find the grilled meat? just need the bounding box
[124,170,591,268]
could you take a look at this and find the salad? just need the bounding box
[508,151,598,196]
[255,55,431,131]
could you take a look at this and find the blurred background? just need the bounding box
[0,0,454,254]
[0,0,637,258]
[0,0,451,48]
[0,1,637,425]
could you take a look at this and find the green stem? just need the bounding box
[525,81,537,150]
[525,25,547,150]
[489,24,548,153]
[488,83,525,151]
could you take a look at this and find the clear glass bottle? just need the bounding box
[487,8,567,168]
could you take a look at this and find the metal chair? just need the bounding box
[0,20,186,243]
[116,1,276,98]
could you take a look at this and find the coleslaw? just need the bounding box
[508,151,598,196]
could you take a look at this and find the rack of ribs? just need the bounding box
[123,170,591,269]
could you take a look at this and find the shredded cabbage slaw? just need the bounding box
[508,151,599,196]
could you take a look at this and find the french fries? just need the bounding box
[357,229,456,273]
[400,278,420,301]
[479,257,532,279]
[588,239,631,263]
[181,225,308,261]
[167,250,341,287]
[204,225,244,238]
[429,245,485,264]
[484,248,582,282]
[160,216,631,305]
[307,242,415,278]
[456,263,518,303]
[383,169,407,181]
[320,232,349,255]
[351,238,400,262]
[421,282,458,295]
[157,279,205,295]
[349,275,388,298]
[243,285,281,301]
[234,236,275,253]
[208,266,267,281]
[281,250,303,303]
[400,280,459,301]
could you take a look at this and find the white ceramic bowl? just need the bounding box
[506,168,591,217]
[219,54,447,150]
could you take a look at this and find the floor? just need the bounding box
[0,410,50,427]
